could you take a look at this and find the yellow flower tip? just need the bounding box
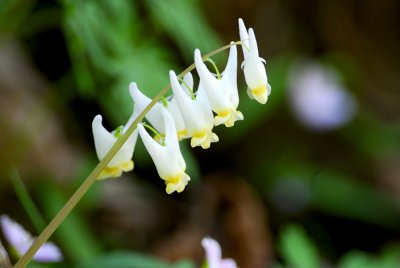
[248,85,268,104]
[165,173,190,194]
[191,130,208,148]
[97,160,134,180]
[215,109,244,127]
[177,129,188,141]
[190,129,219,149]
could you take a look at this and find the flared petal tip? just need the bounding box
[165,173,190,194]
[129,82,139,99]
[247,86,269,104]
[97,160,134,180]
[92,114,102,126]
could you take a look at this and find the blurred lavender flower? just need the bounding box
[0,239,11,267]
[0,215,63,263]
[288,60,357,131]
[202,237,237,268]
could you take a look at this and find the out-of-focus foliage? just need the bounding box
[279,225,319,268]
[76,252,194,268]
[276,225,400,268]
[1,0,400,267]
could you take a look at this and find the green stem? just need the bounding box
[178,78,195,100]
[9,169,46,233]
[206,58,221,80]
[13,41,240,268]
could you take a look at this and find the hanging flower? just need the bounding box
[137,107,190,194]
[238,18,271,104]
[194,44,243,127]
[128,82,187,140]
[202,237,237,268]
[92,114,138,180]
[169,70,219,149]
[0,215,63,263]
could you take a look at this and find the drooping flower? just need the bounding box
[0,215,63,263]
[194,44,244,127]
[169,70,219,149]
[92,114,138,180]
[128,82,187,140]
[287,59,357,131]
[137,107,190,194]
[202,237,237,268]
[238,18,271,104]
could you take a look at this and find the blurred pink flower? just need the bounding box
[202,237,237,268]
[0,215,63,263]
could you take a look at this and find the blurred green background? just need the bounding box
[1,0,400,267]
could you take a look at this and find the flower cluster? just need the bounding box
[0,215,63,263]
[92,18,271,194]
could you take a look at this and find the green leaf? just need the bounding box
[279,224,319,268]
[77,251,195,268]
[339,251,375,268]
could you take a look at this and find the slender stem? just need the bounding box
[9,169,46,232]
[13,41,240,268]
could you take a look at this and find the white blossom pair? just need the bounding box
[92,87,189,194]
[91,18,270,194]
[0,215,63,263]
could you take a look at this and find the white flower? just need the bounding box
[0,215,63,263]
[202,237,237,268]
[288,60,357,131]
[238,18,271,104]
[92,115,138,180]
[169,70,219,149]
[194,45,244,127]
[128,82,187,140]
[137,107,190,194]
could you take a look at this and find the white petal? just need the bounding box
[138,124,179,180]
[161,108,180,152]
[129,82,164,133]
[222,44,239,107]
[248,28,260,58]
[92,115,137,168]
[195,49,231,113]
[238,18,249,59]
[166,97,186,138]
[170,71,215,136]
[92,115,116,161]
[183,72,194,91]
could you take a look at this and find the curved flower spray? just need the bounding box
[89,18,271,192]
[14,18,271,268]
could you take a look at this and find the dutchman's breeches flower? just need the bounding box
[137,107,190,194]
[239,18,271,104]
[128,82,187,140]
[169,70,219,149]
[92,115,138,180]
[194,45,243,127]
